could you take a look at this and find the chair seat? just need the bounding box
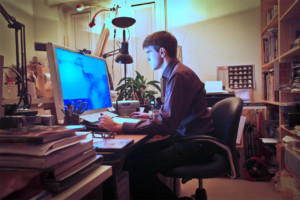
[163,153,228,179]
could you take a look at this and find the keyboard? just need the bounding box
[80,111,119,123]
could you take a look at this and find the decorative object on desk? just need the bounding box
[93,138,134,152]
[27,56,50,99]
[115,71,161,103]
[35,65,53,98]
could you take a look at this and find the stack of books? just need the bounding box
[0,125,103,198]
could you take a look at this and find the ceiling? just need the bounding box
[46,0,115,9]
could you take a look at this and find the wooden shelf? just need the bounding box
[261,100,281,106]
[280,46,300,60]
[262,57,279,70]
[261,12,278,34]
[281,125,297,136]
[280,0,300,21]
[279,90,300,94]
[261,0,300,172]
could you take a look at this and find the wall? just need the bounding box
[166,0,261,101]
[0,0,67,68]
[0,0,262,101]
[0,0,35,67]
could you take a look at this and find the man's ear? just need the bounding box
[159,47,167,57]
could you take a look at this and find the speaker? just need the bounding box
[113,100,140,116]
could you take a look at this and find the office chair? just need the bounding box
[162,97,243,200]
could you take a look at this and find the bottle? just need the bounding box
[149,100,155,119]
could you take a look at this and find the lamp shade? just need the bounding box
[115,54,133,64]
[115,41,133,64]
[112,17,136,28]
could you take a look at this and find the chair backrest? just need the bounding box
[210,97,243,176]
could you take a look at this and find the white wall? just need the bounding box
[0,0,67,68]
[166,0,261,101]
[0,0,262,101]
[0,0,35,67]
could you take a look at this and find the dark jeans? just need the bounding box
[123,137,215,200]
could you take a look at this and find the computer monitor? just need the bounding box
[46,43,112,122]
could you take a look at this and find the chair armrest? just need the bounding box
[174,135,237,178]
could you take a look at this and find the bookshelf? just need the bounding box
[260,0,300,171]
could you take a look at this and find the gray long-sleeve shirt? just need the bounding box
[122,59,214,137]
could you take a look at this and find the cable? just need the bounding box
[1,66,31,111]
[126,27,130,41]
[112,28,116,84]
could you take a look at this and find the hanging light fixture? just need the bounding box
[77,1,136,99]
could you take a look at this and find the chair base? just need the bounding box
[194,188,207,200]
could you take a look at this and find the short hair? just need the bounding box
[142,31,177,58]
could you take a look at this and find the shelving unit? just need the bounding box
[260,0,300,171]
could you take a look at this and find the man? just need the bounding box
[98,31,215,199]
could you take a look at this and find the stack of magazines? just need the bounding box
[0,125,103,199]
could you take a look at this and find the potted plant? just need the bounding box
[115,71,161,104]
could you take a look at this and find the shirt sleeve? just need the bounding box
[122,72,197,136]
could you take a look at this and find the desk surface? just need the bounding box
[51,165,112,200]
[93,134,153,162]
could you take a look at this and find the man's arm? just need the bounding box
[98,115,123,133]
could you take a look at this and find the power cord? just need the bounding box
[1,66,31,115]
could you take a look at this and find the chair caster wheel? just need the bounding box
[195,188,207,200]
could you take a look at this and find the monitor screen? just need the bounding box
[204,81,225,93]
[234,89,251,103]
[46,43,112,122]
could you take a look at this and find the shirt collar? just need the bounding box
[162,58,179,79]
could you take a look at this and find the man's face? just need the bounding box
[144,46,163,70]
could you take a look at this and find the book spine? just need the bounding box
[0,137,42,143]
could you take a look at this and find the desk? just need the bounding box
[94,134,153,161]
[93,134,153,200]
[51,165,112,200]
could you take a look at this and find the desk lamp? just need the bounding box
[0,4,30,109]
[77,3,135,100]
[111,16,135,99]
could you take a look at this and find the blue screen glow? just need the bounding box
[55,47,112,111]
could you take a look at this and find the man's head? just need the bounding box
[142,31,177,70]
[142,31,177,58]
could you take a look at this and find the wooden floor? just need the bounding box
[179,178,283,200]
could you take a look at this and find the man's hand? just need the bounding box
[98,115,122,133]
[129,112,149,119]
